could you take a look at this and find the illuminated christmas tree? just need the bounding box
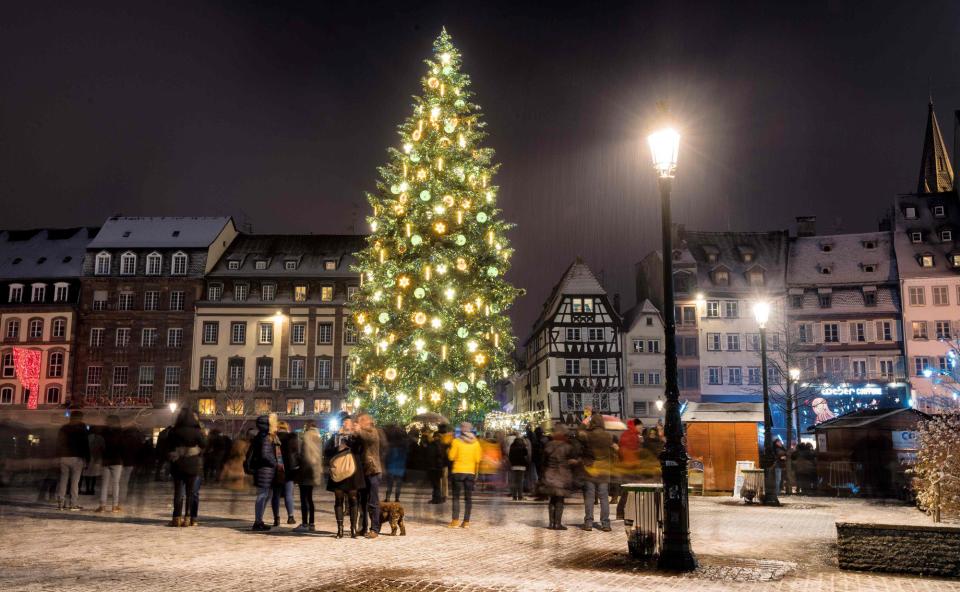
[351,29,520,424]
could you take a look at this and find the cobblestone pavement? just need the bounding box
[0,482,957,592]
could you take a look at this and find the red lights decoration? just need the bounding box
[14,347,42,410]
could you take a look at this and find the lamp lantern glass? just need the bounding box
[648,128,680,178]
[752,301,770,328]
[789,368,801,381]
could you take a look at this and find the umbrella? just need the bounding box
[582,414,628,431]
[411,412,450,426]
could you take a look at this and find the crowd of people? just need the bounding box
[50,406,669,536]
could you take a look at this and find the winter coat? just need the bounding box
[508,437,530,468]
[167,412,206,478]
[278,431,300,483]
[120,427,144,467]
[792,446,816,479]
[385,438,409,478]
[356,425,385,476]
[298,427,324,487]
[100,425,125,466]
[424,437,446,472]
[324,432,366,492]
[249,416,278,489]
[448,433,483,475]
[56,420,90,461]
[541,439,574,497]
[578,414,614,483]
[618,420,641,465]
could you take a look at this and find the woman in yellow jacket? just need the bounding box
[447,422,483,528]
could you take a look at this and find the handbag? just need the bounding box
[329,449,357,483]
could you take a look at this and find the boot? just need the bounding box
[547,500,556,529]
[554,500,568,530]
[335,499,345,539]
[348,497,358,539]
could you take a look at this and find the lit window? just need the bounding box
[198,398,216,416]
[314,399,332,414]
[324,260,337,271]
[920,254,935,268]
[904,206,917,219]
[254,398,272,414]
[286,399,305,415]
[321,286,334,301]
[294,285,307,302]
[226,398,244,415]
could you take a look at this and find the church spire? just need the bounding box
[917,100,954,194]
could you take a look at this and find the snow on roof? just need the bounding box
[88,217,233,249]
[680,229,789,292]
[0,227,99,279]
[208,233,367,276]
[788,231,897,286]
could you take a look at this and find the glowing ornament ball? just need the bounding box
[385,368,398,381]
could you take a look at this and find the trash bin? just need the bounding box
[741,469,765,503]
[622,483,663,560]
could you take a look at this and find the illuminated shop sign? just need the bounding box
[818,386,883,396]
[799,382,908,429]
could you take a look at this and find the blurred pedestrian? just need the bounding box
[508,431,529,500]
[247,415,279,531]
[425,430,446,504]
[272,420,298,526]
[166,408,206,527]
[96,415,124,513]
[542,423,574,530]
[578,413,614,532]
[384,425,409,502]
[792,442,817,495]
[56,411,89,510]
[295,420,323,532]
[773,439,788,494]
[355,412,384,538]
[325,415,365,538]
[119,422,144,507]
[447,421,482,528]
[615,419,642,519]
[82,429,104,496]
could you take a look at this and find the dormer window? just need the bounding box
[736,246,755,263]
[227,260,240,271]
[942,230,953,242]
[255,260,268,270]
[145,252,162,275]
[951,254,960,268]
[863,240,876,250]
[746,269,765,286]
[119,251,137,276]
[122,231,131,238]
[820,243,833,253]
[324,259,337,271]
[285,260,298,271]
[8,284,23,303]
[863,286,877,307]
[171,230,180,237]
[95,251,111,275]
[711,269,729,286]
[920,254,935,268]
[934,205,946,218]
[905,206,918,219]
[911,232,923,244]
[171,251,188,275]
[820,266,832,275]
[862,263,876,273]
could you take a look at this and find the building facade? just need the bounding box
[0,228,98,409]
[189,234,364,424]
[895,102,960,413]
[524,259,623,421]
[787,219,908,430]
[74,217,238,409]
[621,299,666,423]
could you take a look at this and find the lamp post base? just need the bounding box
[657,546,698,571]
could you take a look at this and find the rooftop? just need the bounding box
[88,216,234,249]
[207,233,367,277]
[788,231,897,286]
[0,227,99,279]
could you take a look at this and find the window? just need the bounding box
[93,291,107,310]
[852,359,867,378]
[767,366,781,385]
[342,357,353,382]
[47,351,64,378]
[317,323,333,345]
[228,358,245,389]
[712,270,730,285]
[914,357,930,376]
[85,366,103,396]
[228,322,245,345]
[909,286,926,306]
[255,260,268,270]
[790,292,804,309]
[291,322,306,344]
[171,252,188,275]
[51,318,66,339]
[565,359,580,375]
[643,339,659,353]
[294,285,307,302]
[877,320,893,341]
[0,386,13,404]
[631,371,644,386]
[315,358,332,388]
[864,290,877,306]
[745,332,760,350]
[118,292,134,311]
[707,367,722,385]
[168,291,185,311]
[254,398,272,415]
[797,325,809,344]
[823,323,839,343]
[45,385,61,404]
[347,286,359,301]
[111,366,129,395]
[567,328,582,342]
[632,401,649,417]
[208,284,223,301]
[936,320,952,340]
[47,283,63,303]
[225,398,244,415]
[323,259,337,271]
[4,319,19,340]
[1,352,13,377]
[314,399,332,414]
[943,230,954,242]
[197,398,216,416]
[95,252,111,275]
[727,367,742,385]
[724,301,739,318]
[321,286,334,301]
[31,284,46,302]
[115,327,130,347]
[145,252,162,275]
[921,254,935,268]
[632,339,644,353]
[259,323,273,344]
[726,334,740,351]
[852,322,866,342]
[912,321,929,340]
[934,205,946,217]
[202,322,219,345]
[28,319,43,339]
[286,398,305,415]
[285,260,298,271]
[647,371,662,385]
[200,358,217,388]
[587,328,604,341]
[144,291,160,311]
[343,321,357,345]
[678,336,697,357]
[8,284,23,303]
[119,252,136,275]
[706,333,721,351]
[256,358,273,388]
[706,301,720,317]
[590,359,607,376]
[748,367,762,385]
[910,231,923,243]
[261,284,276,301]
[89,327,104,347]
[289,358,306,387]
[879,359,894,378]
[141,328,158,348]
[234,283,249,302]
[747,270,765,286]
[137,366,154,397]
[682,305,696,325]
[932,285,949,306]
[227,260,240,271]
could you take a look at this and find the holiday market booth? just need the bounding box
[810,407,928,498]
[682,402,762,492]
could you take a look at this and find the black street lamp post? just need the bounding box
[648,124,697,571]
[754,301,781,506]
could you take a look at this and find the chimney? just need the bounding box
[796,216,817,238]
[613,293,621,314]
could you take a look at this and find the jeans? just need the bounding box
[119,466,135,504]
[361,474,381,533]
[57,457,84,506]
[509,469,525,498]
[774,467,783,494]
[299,484,315,525]
[255,486,272,524]
[100,465,123,507]
[582,480,610,527]
[172,475,201,519]
[451,473,476,521]
[272,480,294,520]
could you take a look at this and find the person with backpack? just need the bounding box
[324,414,366,538]
[508,431,530,501]
[245,414,280,532]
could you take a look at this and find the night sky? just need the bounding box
[2,1,960,336]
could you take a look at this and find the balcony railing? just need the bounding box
[82,394,154,408]
[272,378,342,392]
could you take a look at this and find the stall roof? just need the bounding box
[811,408,930,431]
[682,402,763,423]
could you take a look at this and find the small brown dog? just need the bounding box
[379,502,406,536]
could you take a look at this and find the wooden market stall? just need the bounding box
[682,402,762,492]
